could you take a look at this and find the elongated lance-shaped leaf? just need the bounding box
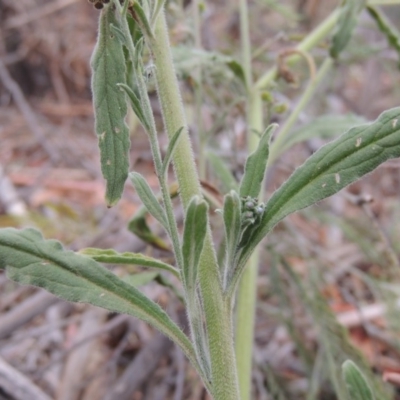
[118,83,150,131]
[280,114,366,154]
[151,0,167,26]
[79,248,179,278]
[0,228,202,379]
[182,196,208,296]
[128,213,170,251]
[109,23,127,45]
[342,360,376,400]
[230,107,400,294]
[91,6,130,207]
[162,127,184,176]
[129,172,168,230]
[131,1,154,39]
[222,191,242,288]
[330,0,366,58]
[239,124,276,198]
[367,6,400,68]
[123,271,159,288]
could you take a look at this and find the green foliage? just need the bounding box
[118,83,150,131]
[237,108,400,275]
[0,228,199,370]
[130,1,153,39]
[2,2,400,399]
[342,360,376,400]
[162,127,184,176]
[129,172,168,230]
[128,212,170,250]
[222,191,242,287]
[239,124,275,198]
[91,6,130,207]
[330,0,367,58]
[182,196,208,297]
[172,46,246,87]
[367,6,400,67]
[79,248,179,277]
[280,114,366,154]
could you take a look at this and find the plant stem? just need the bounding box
[149,11,240,399]
[255,9,339,90]
[268,57,333,164]
[234,1,264,398]
[193,0,206,179]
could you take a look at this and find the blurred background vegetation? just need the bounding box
[1,0,400,399]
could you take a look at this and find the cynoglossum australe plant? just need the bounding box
[1,1,400,399]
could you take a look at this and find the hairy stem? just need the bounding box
[149,11,240,400]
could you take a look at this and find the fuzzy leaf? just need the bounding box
[79,248,179,277]
[367,6,400,68]
[223,191,242,276]
[182,197,208,295]
[234,107,400,287]
[239,124,276,198]
[280,114,366,153]
[131,1,153,39]
[330,0,366,58]
[123,271,159,287]
[226,60,246,87]
[151,0,167,25]
[342,360,375,400]
[162,127,184,176]
[0,228,196,366]
[129,172,168,230]
[91,6,130,207]
[128,214,170,251]
[118,83,150,131]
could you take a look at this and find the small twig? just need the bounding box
[33,314,130,377]
[104,332,173,400]
[336,297,400,328]
[0,356,52,400]
[0,291,59,340]
[0,59,60,163]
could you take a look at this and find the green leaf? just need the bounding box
[118,83,150,131]
[128,213,170,251]
[0,228,197,371]
[172,46,246,86]
[91,6,130,207]
[129,172,168,230]
[162,127,184,176]
[330,0,366,58]
[367,6,400,68]
[131,1,154,39]
[151,0,167,26]
[123,271,158,287]
[342,360,375,400]
[222,191,242,285]
[280,114,366,154]
[239,124,276,198]
[225,60,246,87]
[182,196,208,295]
[79,248,179,278]
[207,152,238,193]
[109,23,127,45]
[233,107,400,291]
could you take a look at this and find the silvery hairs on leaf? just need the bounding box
[91,5,130,207]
